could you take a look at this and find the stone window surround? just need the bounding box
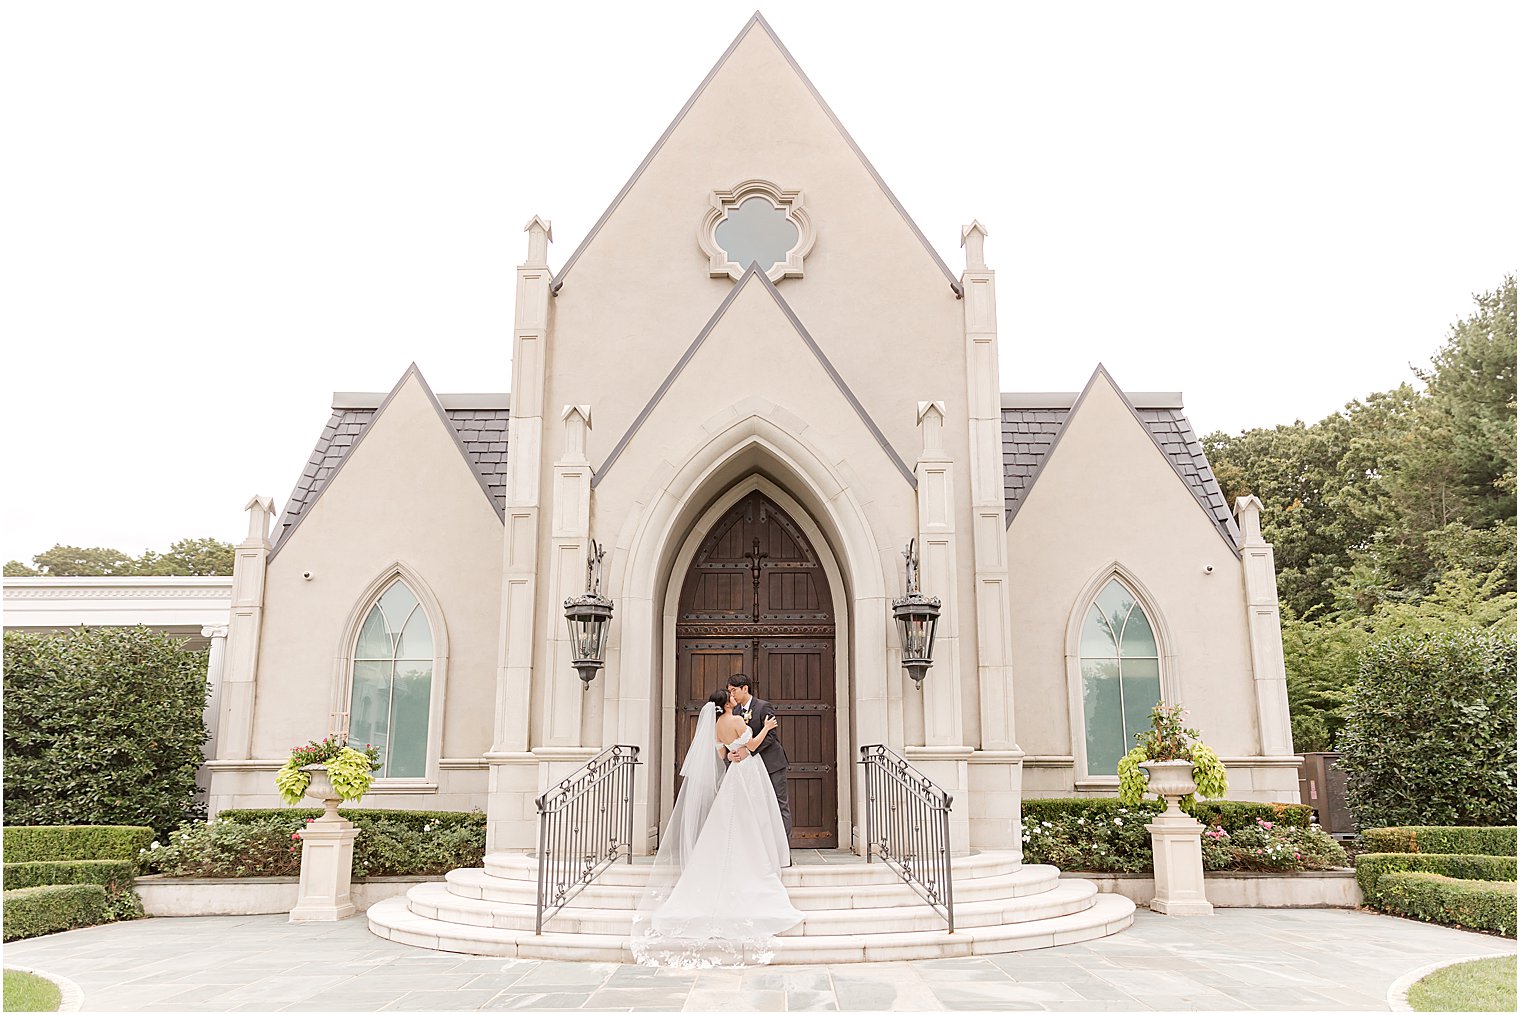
[698,178,815,282]
[330,562,450,794]
[1064,561,1179,789]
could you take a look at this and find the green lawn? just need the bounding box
[1409,955,1517,1012]
[3,969,61,1012]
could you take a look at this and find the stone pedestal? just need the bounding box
[289,814,360,921]
[1145,806,1213,916]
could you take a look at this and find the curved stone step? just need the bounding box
[405,878,1097,936]
[445,863,1062,911]
[482,849,1023,888]
[366,891,1135,963]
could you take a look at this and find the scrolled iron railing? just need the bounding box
[535,744,640,934]
[858,743,955,932]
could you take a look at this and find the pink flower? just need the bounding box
[291,832,301,840]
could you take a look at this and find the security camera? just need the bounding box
[1203,564,1215,575]
[302,571,314,581]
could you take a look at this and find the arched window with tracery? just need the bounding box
[1078,578,1163,778]
[349,579,433,779]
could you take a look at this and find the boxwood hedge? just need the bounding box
[1356,852,1518,904]
[2,884,108,942]
[1360,826,1517,857]
[2,859,136,892]
[216,808,483,833]
[1374,871,1517,937]
[2,825,155,864]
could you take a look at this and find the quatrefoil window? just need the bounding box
[699,180,815,282]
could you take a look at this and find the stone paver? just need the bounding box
[1,908,1512,1011]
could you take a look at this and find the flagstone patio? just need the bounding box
[3,907,1513,1012]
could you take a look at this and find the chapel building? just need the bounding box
[206,14,1299,855]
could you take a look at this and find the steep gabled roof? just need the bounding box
[593,263,916,489]
[267,365,509,561]
[1001,367,1242,553]
[550,12,959,295]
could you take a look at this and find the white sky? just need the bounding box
[2,1,1515,563]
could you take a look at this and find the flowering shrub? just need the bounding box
[274,736,383,805]
[143,813,485,878]
[1023,811,1347,873]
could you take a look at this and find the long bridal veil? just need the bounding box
[629,702,723,966]
[629,701,802,967]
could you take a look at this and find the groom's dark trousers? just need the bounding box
[746,697,792,839]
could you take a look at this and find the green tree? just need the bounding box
[3,538,236,577]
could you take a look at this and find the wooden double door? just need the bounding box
[675,491,838,848]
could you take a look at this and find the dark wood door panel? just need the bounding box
[673,491,839,849]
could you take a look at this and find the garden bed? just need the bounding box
[134,875,433,917]
[1063,868,1362,908]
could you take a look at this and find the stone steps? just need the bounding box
[409,877,1097,935]
[366,848,1136,962]
[366,892,1135,964]
[444,862,1062,911]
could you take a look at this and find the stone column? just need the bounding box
[288,811,360,922]
[197,625,229,803]
[1146,800,1214,916]
[904,401,972,854]
[1234,496,1294,758]
[486,216,554,851]
[216,496,274,767]
[960,221,1024,852]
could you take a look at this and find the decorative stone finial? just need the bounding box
[917,400,947,456]
[1233,494,1265,545]
[524,216,553,267]
[961,220,989,272]
[561,404,592,460]
[242,495,275,545]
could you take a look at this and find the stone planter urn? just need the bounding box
[288,764,360,923]
[1140,759,1196,814]
[1140,758,1213,917]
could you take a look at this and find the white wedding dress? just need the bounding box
[629,703,802,967]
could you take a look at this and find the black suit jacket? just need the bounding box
[742,697,788,775]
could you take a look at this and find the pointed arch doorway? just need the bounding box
[674,489,838,848]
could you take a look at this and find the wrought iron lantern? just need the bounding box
[563,540,613,687]
[892,539,941,689]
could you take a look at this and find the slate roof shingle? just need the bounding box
[1001,399,1241,552]
[269,402,510,557]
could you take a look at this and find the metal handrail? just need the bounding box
[859,744,955,932]
[535,744,640,934]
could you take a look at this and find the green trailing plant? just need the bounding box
[1116,703,1229,805]
[274,736,382,805]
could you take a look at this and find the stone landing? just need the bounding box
[367,849,1134,962]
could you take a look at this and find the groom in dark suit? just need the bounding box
[727,673,792,841]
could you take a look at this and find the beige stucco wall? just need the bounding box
[230,373,502,810]
[1006,372,1266,796]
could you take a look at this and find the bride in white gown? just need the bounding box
[629,688,802,967]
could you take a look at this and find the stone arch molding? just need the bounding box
[330,561,450,789]
[1063,560,1179,787]
[698,179,815,282]
[605,405,898,846]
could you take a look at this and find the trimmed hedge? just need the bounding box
[217,808,484,833]
[1022,798,1312,832]
[1360,825,1517,857]
[4,627,209,836]
[1375,871,1517,937]
[1356,852,1518,904]
[1339,630,1517,829]
[2,825,155,864]
[2,884,108,941]
[2,859,136,892]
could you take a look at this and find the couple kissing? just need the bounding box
[629,674,802,967]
